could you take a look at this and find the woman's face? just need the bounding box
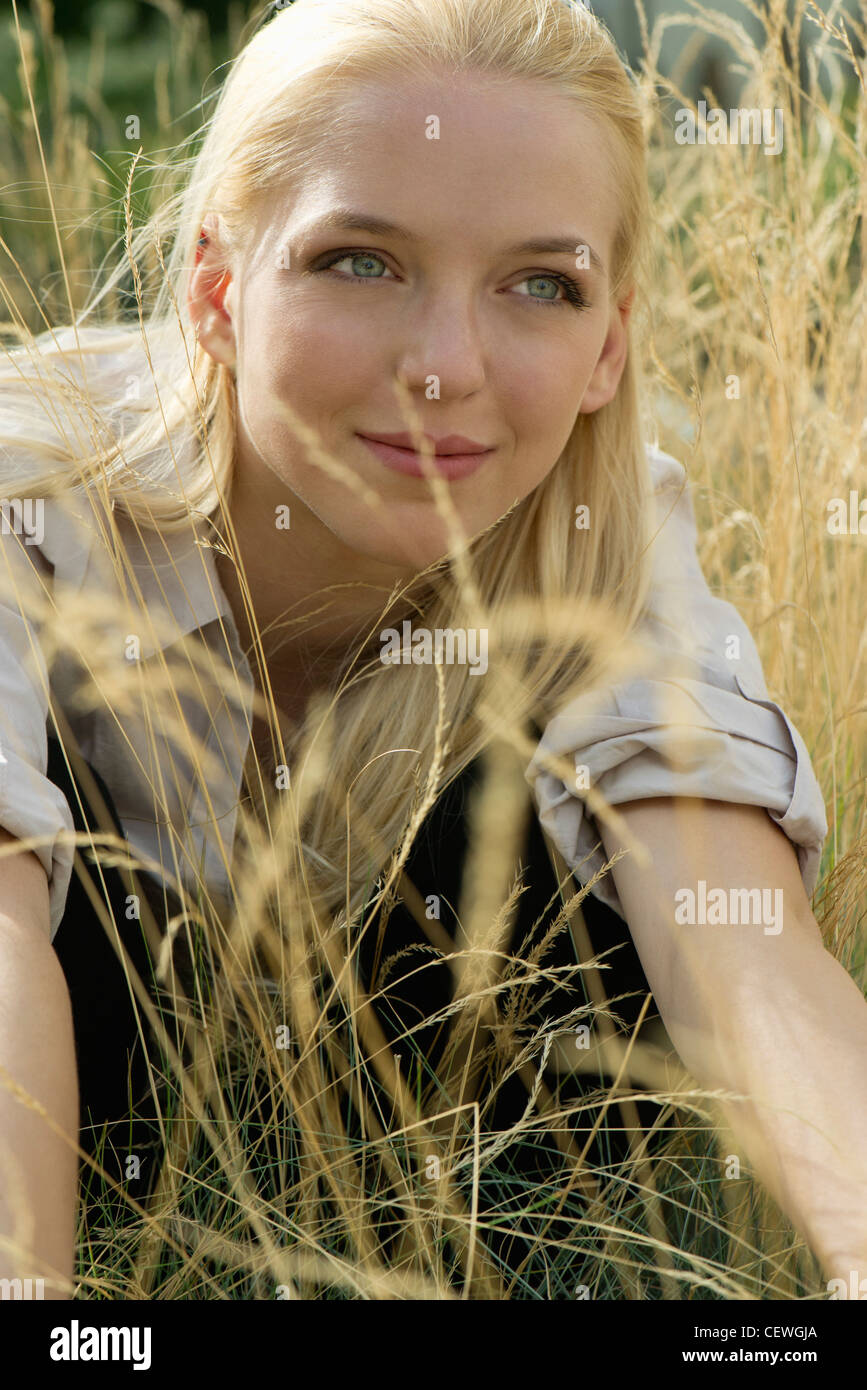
[192,70,632,576]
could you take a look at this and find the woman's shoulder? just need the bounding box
[0,324,177,471]
[527,438,828,916]
[643,441,697,545]
[644,439,688,490]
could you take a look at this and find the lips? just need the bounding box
[358,431,491,456]
[356,433,494,481]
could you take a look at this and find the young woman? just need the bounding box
[0,0,864,1299]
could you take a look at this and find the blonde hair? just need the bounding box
[0,0,656,927]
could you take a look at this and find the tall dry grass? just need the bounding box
[0,0,864,1299]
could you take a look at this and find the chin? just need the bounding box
[361,533,450,575]
[331,508,451,564]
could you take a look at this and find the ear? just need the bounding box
[187,212,237,369]
[578,284,635,414]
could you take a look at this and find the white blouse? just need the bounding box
[0,423,827,942]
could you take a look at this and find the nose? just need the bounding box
[392,289,489,400]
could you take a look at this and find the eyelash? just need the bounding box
[310,250,590,310]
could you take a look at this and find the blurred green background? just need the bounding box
[0,0,241,104]
[0,0,258,330]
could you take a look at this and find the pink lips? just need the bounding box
[356,431,495,480]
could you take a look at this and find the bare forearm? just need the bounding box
[668,934,867,1289]
[0,919,78,1297]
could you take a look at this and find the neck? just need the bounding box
[213,441,429,704]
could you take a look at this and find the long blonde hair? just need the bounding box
[0,0,656,928]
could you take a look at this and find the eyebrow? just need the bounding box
[294,209,606,274]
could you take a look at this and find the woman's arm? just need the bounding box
[597,796,867,1292]
[0,826,78,1297]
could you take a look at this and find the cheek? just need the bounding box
[242,292,374,405]
[503,335,596,433]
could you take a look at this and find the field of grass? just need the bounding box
[0,0,864,1300]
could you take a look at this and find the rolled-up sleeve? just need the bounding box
[0,534,75,942]
[525,447,828,918]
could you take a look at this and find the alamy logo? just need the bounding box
[674,101,783,156]
[380,621,488,675]
[674,880,783,935]
[49,1319,152,1370]
[1,497,44,546]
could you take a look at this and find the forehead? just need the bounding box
[258,70,621,273]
